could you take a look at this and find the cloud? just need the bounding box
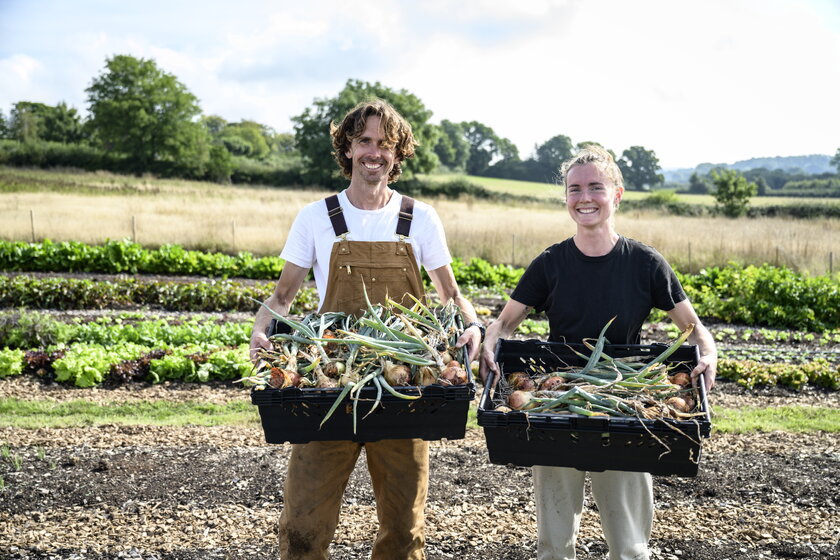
[1,0,838,166]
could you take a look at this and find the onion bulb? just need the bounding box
[383,360,412,386]
[439,360,468,386]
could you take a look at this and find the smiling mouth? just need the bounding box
[576,207,598,214]
[362,161,384,170]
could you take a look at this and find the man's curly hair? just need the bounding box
[330,98,417,183]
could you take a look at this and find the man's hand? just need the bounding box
[454,326,481,363]
[249,331,271,364]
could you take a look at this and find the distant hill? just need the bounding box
[663,154,835,183]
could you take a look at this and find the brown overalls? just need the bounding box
[278,194,430,560]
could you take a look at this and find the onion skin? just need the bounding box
[538,375,567,391]
[507,372,535,392]
[418,366,438,386]
[508,390,535,410]
[665,396,690,413]
[268,368,301,389]
[323,360,345,379]
[315,372,338,389]
[439,360,468,386]
[384,361,412,386]
[669,372,691,388]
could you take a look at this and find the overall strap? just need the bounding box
[396,196,415,238]
[325,194,348,237]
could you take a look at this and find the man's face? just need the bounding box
[345,115,397,186]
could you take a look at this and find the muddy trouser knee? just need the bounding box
[590,470,653,560]
[279,440,362,560]
[365,438,429,560]
[533,466,587,560]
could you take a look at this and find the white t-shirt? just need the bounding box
[280,190,453,310]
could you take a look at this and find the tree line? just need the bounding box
[2,54,839,207]
[0,54,668,190]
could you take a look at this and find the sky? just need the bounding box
[1,0,839,170]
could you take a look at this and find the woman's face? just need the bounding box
[565,163,623,229]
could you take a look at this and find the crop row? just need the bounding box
[2,342,838,390]
[0,343,252,387]
[0,310,252,349]
[0,275,318,313]
[717,358,839,390]
[0,239,524,290]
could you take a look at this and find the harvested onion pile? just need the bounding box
[495,319,705,421]
[240,294,469,430]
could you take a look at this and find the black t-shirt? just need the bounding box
[510,236,686,344]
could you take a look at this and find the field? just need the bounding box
[1,167,839,559]
[1,307,839,560]
[1,167,838,272]
[421,172,840,207]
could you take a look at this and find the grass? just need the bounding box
[712,405,840,433]
[0,397,260,428]
[2,166,838,273]
[0,397,835,433]
[422,172,840,207]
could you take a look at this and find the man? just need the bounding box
[250,98,483,560]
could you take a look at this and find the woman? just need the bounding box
[479,145,717,560]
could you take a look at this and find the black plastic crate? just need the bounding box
[251,317,475,443]
[477,339,712,477]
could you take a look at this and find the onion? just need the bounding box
[669,372,691,387]
[494,405,512,413]
[418,366,438,386]
[538,375,567,391]
[665,396,689,412]
[323,360,345,378]
[315,371,338,388]
[339,369,360,387]
[507,371,535,391]
[383,360,412,386]
[439,360,468,386]
[268,368,300,389]
[507,390,535,410]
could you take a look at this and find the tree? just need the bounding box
[831,147,840,173]
[9,102,45,142]
[617,146,664,190]
[86,55,207,174]
[461,121,518,175]
[220,121,271,159]
[576,141,617,161]
[536,135,573,171]
[433,120,470,171]
[534,134,574,180]
[292,79,439,187]
[687,172,711,194]
[0,110,9,139]
[202,115,228,139]
[711,168,757,217]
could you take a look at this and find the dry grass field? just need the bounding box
[1,166,838,274]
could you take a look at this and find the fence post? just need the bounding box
[132,216,137,242]
[512,234,516,266]
[30,210,35,243]
[688,242,692,274]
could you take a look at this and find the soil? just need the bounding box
[1,290,839,559]
[1,374,838,560]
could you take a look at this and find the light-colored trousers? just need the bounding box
[533,466,653,560]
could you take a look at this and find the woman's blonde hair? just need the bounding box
[560,145,624,190]
[330,98,417,183]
